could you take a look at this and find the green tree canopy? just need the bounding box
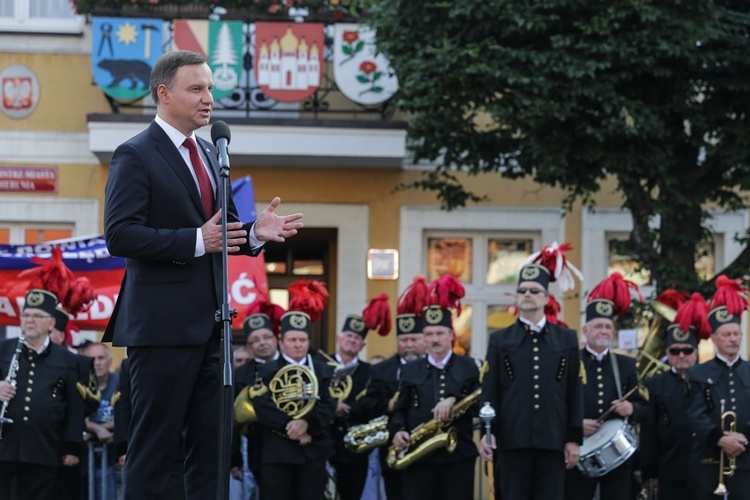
[366,0,750,291]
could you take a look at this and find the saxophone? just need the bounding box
[344,415,390,453]
[386,386,481,470]
[0,334,24,439]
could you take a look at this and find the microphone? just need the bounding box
[211,120,231,169]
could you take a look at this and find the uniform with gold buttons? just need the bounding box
[388,305,480,500]
[686,298,750,498]
[0,289,85,498]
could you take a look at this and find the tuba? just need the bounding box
[635,300,676,380]
[386,386,481,470]
[344,415,390,453]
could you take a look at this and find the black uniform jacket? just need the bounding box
[687,358,750,470]
[252,356,336,464]
[389,353,480,464]
[641,369,694,481]
[359,354,401,420]
[0,339,85,467]
[231,358,265,469]
[328,356,371,464]
[482,320,584,451]
[580,349,646,423]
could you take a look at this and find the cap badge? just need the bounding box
[26,291,44,307]
[398,317,415,333]
[350,317,365,333]
[716,309,733,324]
[595,301,614,317]
[290,314,308,330]
[249,316,265,329]
[425,308,443,325]
[521,266,541,281]
[672,327,690,342]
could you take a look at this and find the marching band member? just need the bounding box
[231,302,282,500]
[565,273,647,500]
[327,293,390,500]
[481,250,584,500]
[0,289,85,498]
[641,293,707,500]
[251,280,336,500]
[358,276,428,500]
[388,275,480,500]
[687,276,750,498]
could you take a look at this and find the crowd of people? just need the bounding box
[1,49,747,500]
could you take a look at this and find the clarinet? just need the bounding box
[0,333,24,439]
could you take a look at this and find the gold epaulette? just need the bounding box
[111,390,121,406]
[638,384,650,402]
[355,388,367,401]
[579,360,587,385]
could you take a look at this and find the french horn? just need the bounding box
[318,350,353,401]
[269,364,320,419]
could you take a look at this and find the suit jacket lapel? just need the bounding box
[146,121,208,218]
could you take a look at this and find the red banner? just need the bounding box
[0,235,267,331]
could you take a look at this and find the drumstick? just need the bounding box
[596,385,639,424]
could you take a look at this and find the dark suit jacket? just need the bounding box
[482,320,584,451]
[687,358,750,470]
[641,369,694,481]
[103,121,259,346]
[252,357,336,465]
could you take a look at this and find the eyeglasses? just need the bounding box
[516,287,545,295]
[21,313,52,321]
[668,347,695,356]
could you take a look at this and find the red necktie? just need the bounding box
[183,138,214,216]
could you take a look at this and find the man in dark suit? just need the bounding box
[251,311,336,500]
[103,50,303,499]
[480,263,583,500]
[687,297,750,498]
[565,296,646,500]
[359,312,425,500]
[327,314,372,500]
[231,312,280,496]
[389,305,480,500]
[641,323,699,500]
[0,289,85,499]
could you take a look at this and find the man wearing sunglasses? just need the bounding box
[641,322,699,500]
[480,263,583,500]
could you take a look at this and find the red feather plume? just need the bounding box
[18,247,74,301]
[674,292,712,341]
[545,295,568,328]
[246,297,285,335]
[362,292,391,336]
[710,275,749,316]
[397,275,430,315]
[428,274,466,316]
[64,277,97,316]
[288,279,329,323]
[588,272,643,318]
[655,287,689,312]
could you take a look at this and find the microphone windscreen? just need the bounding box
[211,120,231,145]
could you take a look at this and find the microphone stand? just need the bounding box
[215,141,234,500]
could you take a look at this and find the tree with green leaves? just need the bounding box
[365,0,750,292]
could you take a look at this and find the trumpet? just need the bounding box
[713,399,737,496]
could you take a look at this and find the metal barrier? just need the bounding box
[88,441,109,500]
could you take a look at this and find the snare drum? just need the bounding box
[577,418,638,478]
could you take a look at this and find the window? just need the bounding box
[424,230,542,357]
[0,0,83,34]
